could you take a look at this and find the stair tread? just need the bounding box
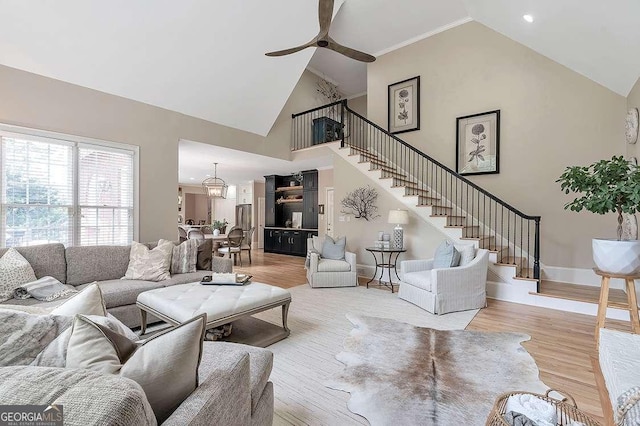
[513,268,537,281]
[532,281,630,309]
[417,204,452,209]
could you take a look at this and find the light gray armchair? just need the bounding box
[306,238,357,288]
[398,247,489,315]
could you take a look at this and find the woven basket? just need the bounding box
[486,389,601,426]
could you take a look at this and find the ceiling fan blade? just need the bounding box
[318,0,334,35]
[326,39,376,63]
[265,40,315,57]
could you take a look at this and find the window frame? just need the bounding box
[0,123,139,246]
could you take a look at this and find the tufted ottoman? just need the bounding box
[136,282,291,340]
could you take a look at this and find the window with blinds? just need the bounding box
[1,130,137,247]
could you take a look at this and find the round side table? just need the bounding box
[365,247,406,293]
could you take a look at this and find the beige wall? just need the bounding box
[367,22,626,269]
[333,155,443,272]
[0,65,319,243]
[348,95,367,117]
[627,78,640,158]
[253,182,266,245]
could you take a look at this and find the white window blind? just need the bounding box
[78,146,134,246]
[0,130,137,247]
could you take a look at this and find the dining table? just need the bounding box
[204,233,228,256]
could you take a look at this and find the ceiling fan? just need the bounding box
[265,0,376,63]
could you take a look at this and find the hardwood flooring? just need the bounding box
[238,249,631,423]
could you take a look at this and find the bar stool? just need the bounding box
[594,268,640,348]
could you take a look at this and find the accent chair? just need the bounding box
[306,237,357,288]
[398,247,489,314]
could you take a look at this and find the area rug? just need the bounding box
[327,314,548,425]
[250,284,479,425]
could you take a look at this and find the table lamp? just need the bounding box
[388,209,409,249]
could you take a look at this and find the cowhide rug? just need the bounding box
[327,314,548,425]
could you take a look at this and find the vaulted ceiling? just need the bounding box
[1,0,639,138]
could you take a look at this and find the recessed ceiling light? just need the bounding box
[206,174,211,177]
[189,177,195,180]
[523,14,534,23]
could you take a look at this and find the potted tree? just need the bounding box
[558,155,640,274]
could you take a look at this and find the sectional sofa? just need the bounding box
[0,242,274,425]
[0,241,231,328]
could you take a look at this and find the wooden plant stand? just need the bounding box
[594,268,640,348]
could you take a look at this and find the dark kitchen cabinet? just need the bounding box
[264,170,318,257]
[265,175,276,194]
[265,196,276,227]
[302,190,318,230]
[302,170,318,191]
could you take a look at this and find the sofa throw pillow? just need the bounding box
[123,241,173,281]
[433,240,460,269]
[322,235,346,260]
[66,314,206,423]
[196,239,213,271]
[0,248,37,302]
[51,283,107,317]
[159,239,198,275]
[458,245,476,266]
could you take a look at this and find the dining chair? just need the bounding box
[187,229,205,240]
[241,227,255,264]
[178,226,188,242]
[218,227,244,266]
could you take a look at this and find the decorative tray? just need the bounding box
[200,274,252,286]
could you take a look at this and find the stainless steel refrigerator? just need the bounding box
[235,204,252,231]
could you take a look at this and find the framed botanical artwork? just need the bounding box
[456,110,500,176]
[388,76,420,134]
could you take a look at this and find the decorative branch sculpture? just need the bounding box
[340,186,381,221]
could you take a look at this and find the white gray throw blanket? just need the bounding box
[13,276,77,301]
[0,309,73,366]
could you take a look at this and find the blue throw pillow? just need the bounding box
[322,236,346,260]
[433,240,460,268]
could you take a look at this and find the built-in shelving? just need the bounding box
[276,186,303,192]
[276,198,303,204]
[264,170,318,257]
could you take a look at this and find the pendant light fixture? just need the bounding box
[202,163,228,199]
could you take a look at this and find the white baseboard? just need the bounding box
[542,265,626,290]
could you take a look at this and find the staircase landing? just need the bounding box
[533,281,631,310]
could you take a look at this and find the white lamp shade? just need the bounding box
[388,209,409,225]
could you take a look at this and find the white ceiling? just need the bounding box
[1,0,639,140]
[463,0,640,96]
[308,0,469,95]
[0,0,324,136]
[179,139,333,185]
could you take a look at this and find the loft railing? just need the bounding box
[292,100,541,286]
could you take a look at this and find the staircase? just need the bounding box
[292,100,541,300]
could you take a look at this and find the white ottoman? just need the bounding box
[136,282,291,337]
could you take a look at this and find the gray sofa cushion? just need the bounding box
[77,279,165,309]
[0,244,66,283]
[66,246,131,286]
[200,342,273,414]
[0,366,156,426]
[162,271,210,287]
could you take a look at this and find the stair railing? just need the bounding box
[291,100,541,285]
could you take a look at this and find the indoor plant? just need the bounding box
[557,155,640,274]
[212,218,228,236]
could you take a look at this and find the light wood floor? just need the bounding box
[237,249,632,423]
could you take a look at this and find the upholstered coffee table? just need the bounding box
[136,282,291,342]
